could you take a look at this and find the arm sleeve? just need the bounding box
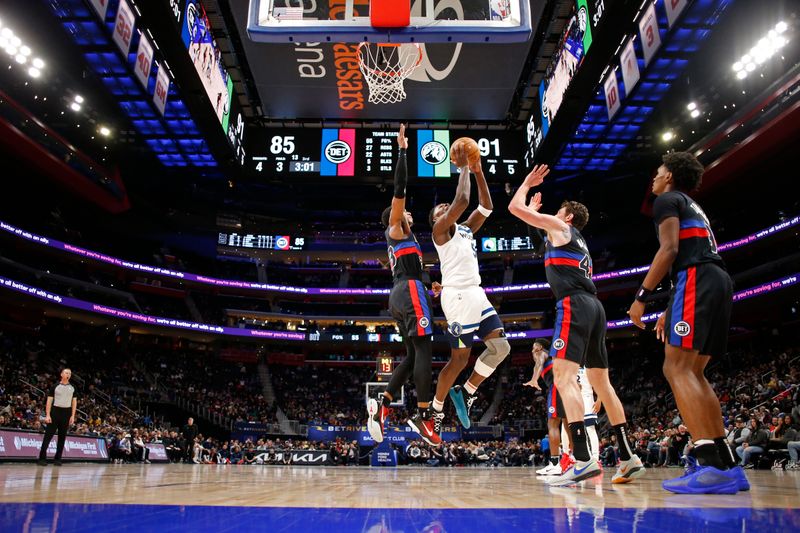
[393,148,408,199]
[529,227,547,258]
[652,193,682,225]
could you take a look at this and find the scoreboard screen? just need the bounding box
[481,236,536,253]
[246,128,524,181]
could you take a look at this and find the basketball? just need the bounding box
[450,137,481,167]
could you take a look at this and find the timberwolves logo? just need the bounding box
[419,317,430,329]
[674,321,691,337]
[420,141,447,165]
[448,322,463,336]
[324,140,351,164]
[577,5,588,33]
[553,338,565,351]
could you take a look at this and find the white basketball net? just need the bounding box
[358,43,422,105]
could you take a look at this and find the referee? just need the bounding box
[37,368,78,466]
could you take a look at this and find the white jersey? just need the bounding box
[433,223,481,288]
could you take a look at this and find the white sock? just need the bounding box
[463,381,477,395]
[432,397,444,412]
[587,424,600,461]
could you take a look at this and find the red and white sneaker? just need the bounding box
[560,452,575,473]
[367,396,390,443]
[408,412,442,446]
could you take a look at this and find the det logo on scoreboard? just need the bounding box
[320,129,355,176]
[274,236,291,251]
[417,130,451,178]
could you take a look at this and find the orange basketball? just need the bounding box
[450,137,481,167]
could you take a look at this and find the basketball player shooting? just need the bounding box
[427,138,510,433]
[627,152,746,494]
[509,164,644,486]
[367,124,441,447]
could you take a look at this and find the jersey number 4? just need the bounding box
[579,255,592,279]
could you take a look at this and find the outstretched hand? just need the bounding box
[523,164,550,188]
[397,124,408,150]
[529,192,543,212]
[431,281,442,298]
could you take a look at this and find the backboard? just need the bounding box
[248,0,532,43]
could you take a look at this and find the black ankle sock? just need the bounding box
[714,437,737,468]
[613,424,633,461]
[550,456,559,466]
[694,442,726,469]
[568,422,591,462]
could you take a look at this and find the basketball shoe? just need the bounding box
[449,385,477,429]
[661,466,739,494]
[408,410,442,446]
[367,395,390,443]
[680,455,749,492]
[548,459,602,487]
[536,462,563,476]
[612,455,646,484]
[560,452,575,473]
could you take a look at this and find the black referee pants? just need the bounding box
[39,407,70,460]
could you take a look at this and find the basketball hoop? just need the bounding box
[357,42,423,105]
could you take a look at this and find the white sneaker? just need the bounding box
[536,463,563,476]
[548,460,602,487]
[612,456,646,484]
[366,397,387,443]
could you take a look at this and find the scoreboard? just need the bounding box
[246,128,524,180]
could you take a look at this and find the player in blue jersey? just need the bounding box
[510,164,644,486]
[628,152,746,494]
[367,125,441,447]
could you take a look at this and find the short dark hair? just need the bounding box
[534,338,550,350]
[381,206,392,227]
[428,206,437,228]
[662,152,704,192]
[560,201,589,230]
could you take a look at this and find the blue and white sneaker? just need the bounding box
[662,466,739,494]
[449,385,476,429]
[548,460,602,487]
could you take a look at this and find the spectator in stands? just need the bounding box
[669,425,691,466]
[112,432,133,463]
[131,429,151,463]
[736,419,769,468]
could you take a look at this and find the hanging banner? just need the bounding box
[665,0,689,28]
[153,62,170,115]
[620,38,640,96]
[604,69,621,120]
[112,0,136,57]
[88,0,110,21]
[134,33,154,88]
[638,3,661,67]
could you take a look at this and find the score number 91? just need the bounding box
[476,138,515,176]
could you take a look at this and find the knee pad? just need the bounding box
[474,337,511,377]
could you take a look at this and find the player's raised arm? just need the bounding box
[431,146,471,245]
[508,165,569,242]
[463,159,493,234]
[387,124,410,240]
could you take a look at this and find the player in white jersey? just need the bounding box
[577,367,600,462]
[427,146,510,432]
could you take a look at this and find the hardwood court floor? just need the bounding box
[0,464,799,532]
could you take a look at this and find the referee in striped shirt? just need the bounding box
[37,368,78,466]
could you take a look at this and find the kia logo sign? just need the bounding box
[325,140,352,164]
[421,141,447,165]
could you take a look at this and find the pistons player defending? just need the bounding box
[628,152,746,494]
[427,146,510,433]
[367,125,441,447]
[509,164,644,486]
